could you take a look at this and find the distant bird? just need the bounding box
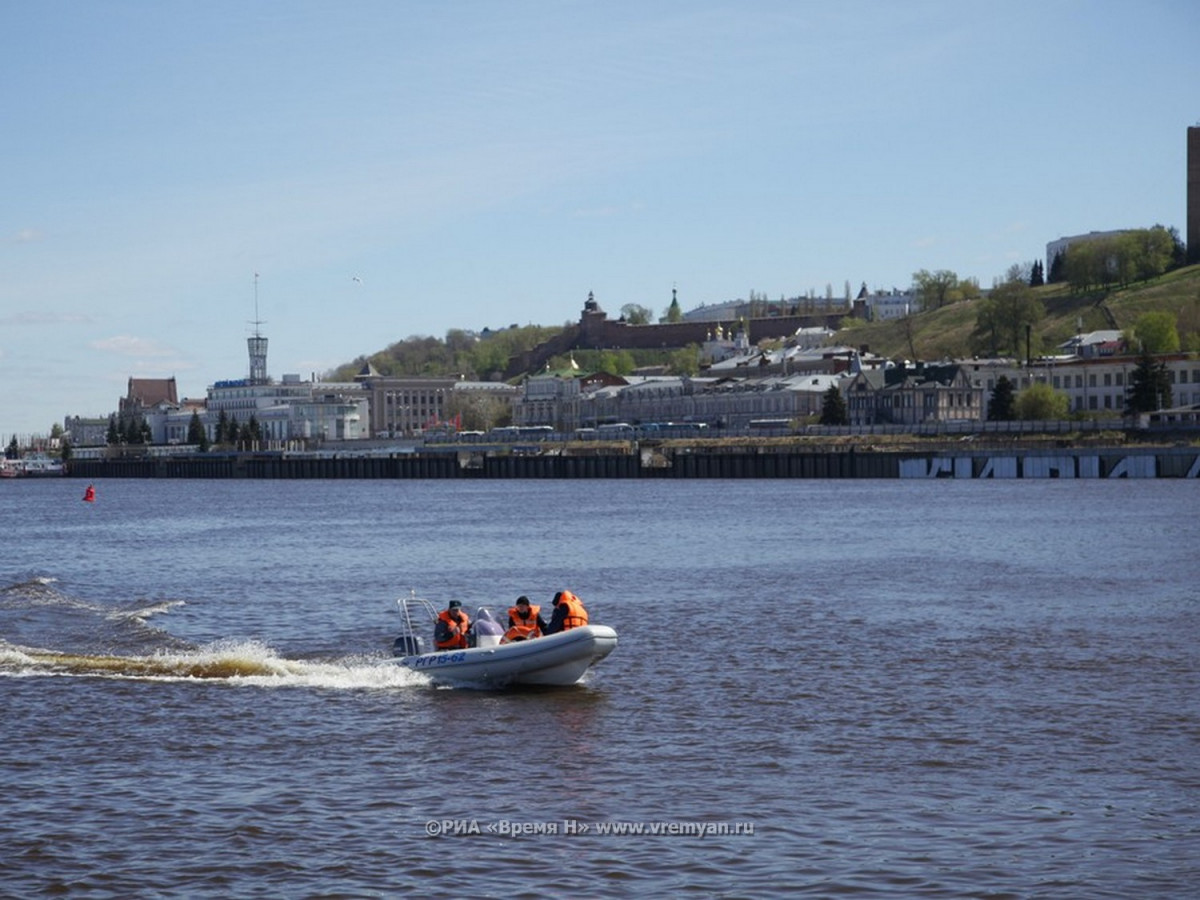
[352,276,363,285]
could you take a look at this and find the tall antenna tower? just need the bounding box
[247,272,269,384]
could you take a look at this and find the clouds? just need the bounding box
[1,1,1197,437]
[89,335,181,358]
[0,311,93,327]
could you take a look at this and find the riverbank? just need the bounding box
[62,440,1200,479]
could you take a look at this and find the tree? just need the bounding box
[597,349,636,375]
[445,391,509,432]
[1129,226,1175,281]
[106,415,120,445]
[1130,311,1180,354]
[60,437,72,461]
[988,376,1016,420]
[1048,251,1065,284]
[213,410,224,443]
[912,269,960,310]
[1126,349,1173,414]
[970,277,1044,358]
[187,410,209,451]
[1030,260,1045,287]
[667,345,700,376]
[123,417,143,444]
[1167,225,1187,268]
[1005,262,1033,286]
[819,384,848,425]
[1014,382,1069,420]
[620,304,652,325]
[5,436,18,459]
[1062,227,1177,293]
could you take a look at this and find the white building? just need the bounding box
[153,374,368,445]
[861,290,916,321]
[963,353,1200,415]
[152,329,369,445]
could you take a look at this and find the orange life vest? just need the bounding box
[556,591,588,630]
[505,604,541,642]
[435,609,470,650]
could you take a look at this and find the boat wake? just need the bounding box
[0,576,426,689]
[0,639,427,688]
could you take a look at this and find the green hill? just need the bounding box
[332,265,1200,381]
[836,264,1200,362]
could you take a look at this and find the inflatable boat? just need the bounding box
[391,594,617,688]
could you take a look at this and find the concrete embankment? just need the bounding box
[63,445,1200,479]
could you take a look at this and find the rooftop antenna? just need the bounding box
[251,272,266,337]
[247,272,269,384]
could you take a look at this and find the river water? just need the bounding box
[1,478,1197,897]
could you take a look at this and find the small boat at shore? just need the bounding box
[392,594,617,688]
[0,455,66,477]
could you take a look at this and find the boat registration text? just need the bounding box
[410,652,467,668]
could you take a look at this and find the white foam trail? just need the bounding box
[106,599,186,623]
[0,638,430,689]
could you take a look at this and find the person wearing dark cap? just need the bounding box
[503,595,547,643]
[434,599,471,651]
[542,589,589,636]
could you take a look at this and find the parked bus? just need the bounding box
[596,422,636,439]
[639,421,709,439]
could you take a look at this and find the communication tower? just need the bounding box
[248,273,269,384]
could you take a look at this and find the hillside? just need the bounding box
[332,265,1200,381]
[835,264,1200,362]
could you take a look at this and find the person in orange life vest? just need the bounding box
[542,590,588,636]
[503,595,547,643]
[434,600,470,650]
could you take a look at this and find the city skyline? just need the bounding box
[3,0,1199,437]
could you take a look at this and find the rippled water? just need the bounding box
[2,478,1198,897]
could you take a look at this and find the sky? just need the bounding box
[3,0,1198,438]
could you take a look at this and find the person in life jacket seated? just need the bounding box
[434,600,471,651]
[503,595,548,643]
[542,590,589,636]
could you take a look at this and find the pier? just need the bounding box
[62,444,1200,479]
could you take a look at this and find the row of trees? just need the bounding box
[103,411,263,452]
[106,415,152,445]
[911,270,983,310]
[333,324,564,384]
[1051,226,1184,292]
